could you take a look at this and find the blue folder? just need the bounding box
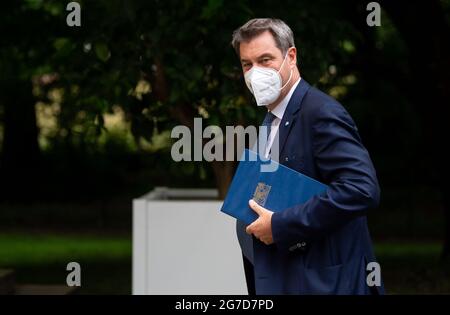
[221,149,328,225]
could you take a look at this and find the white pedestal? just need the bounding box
[132,187,247,295]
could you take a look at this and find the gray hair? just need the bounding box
[231,18,295,56]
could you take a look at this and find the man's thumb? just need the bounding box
[249,199,264,215]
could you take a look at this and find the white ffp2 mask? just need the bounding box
[244,52,293,106]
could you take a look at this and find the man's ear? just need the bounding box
[288,47,297,66]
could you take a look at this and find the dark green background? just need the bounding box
[0,0,449,294]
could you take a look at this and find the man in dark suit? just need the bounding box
[232,18,384,294]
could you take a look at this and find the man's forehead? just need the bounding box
[239,31,281,60]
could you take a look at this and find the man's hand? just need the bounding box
[246,199,274,245]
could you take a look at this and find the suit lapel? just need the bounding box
[277,79,311,157]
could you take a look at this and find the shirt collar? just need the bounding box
[269,77,301,120]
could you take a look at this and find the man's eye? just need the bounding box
[262,58,270,63]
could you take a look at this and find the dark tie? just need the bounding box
[261,111,277,140]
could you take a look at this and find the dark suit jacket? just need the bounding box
[252,79,384,294]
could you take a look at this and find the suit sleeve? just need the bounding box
[271,100,380,251]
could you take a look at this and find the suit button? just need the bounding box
[301,242,306,247]
[285,157,289,162]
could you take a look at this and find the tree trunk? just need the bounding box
[210,160,236,199]
[151,57,237,198]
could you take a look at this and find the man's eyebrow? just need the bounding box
[240,53,276,63]
[257,53,275,59]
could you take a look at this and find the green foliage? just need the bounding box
[1,0,382,152]
[0,0,444,190]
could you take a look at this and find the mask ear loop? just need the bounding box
[280,67,293,90]
[278,51,293,90]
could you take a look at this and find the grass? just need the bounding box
[0,232,449,294]
[0,232,131,294]
[0,233,131,265]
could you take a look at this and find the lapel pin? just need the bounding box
[285,121,290,126]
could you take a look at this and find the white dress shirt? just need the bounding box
[264,77,301,158]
